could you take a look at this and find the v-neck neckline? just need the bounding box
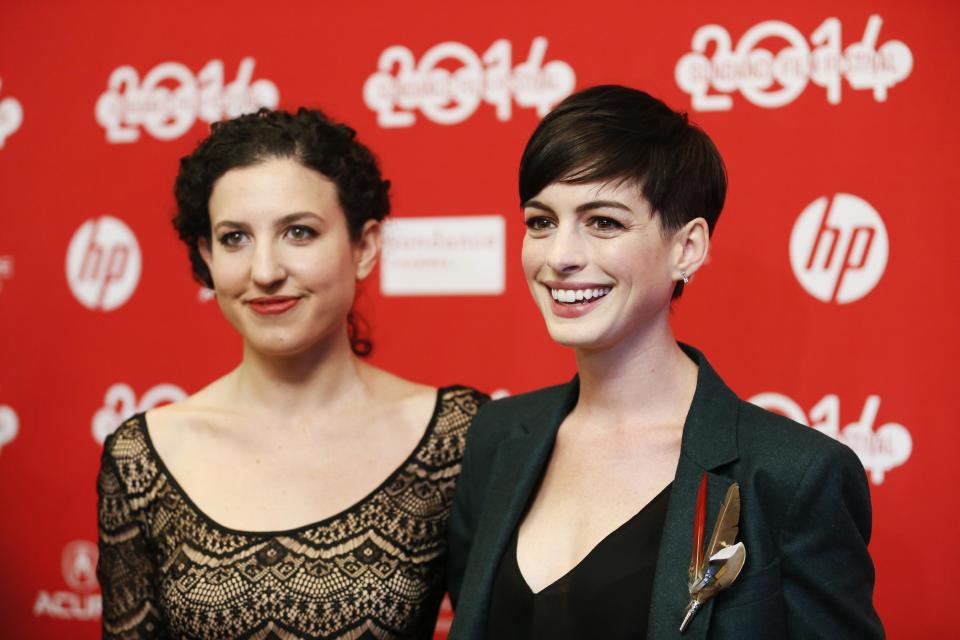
[515,482,674,595]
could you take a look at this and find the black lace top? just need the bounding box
[97,386,486,640]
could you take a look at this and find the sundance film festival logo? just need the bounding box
[0,78,23,147]
[96,57,279,142]
[92,382,186,443]
[34,540,101,620]
[66,216,142,311]
[676,15,912,111]
[790,194,888,304]
[750,392,911,484]
[363,37,575,127]
[0,404,18,454]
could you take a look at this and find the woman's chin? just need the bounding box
[244,335,327,359]
[545,326,601,350]
[543,319,630,353]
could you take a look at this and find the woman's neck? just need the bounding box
[230,330,371,421]
[573,320,698,428]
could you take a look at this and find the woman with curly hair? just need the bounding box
[97,108,486,640]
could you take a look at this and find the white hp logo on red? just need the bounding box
[66,216,141,311]
[62,541,98,592]
[789,194,888,304]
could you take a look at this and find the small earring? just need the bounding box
[680,271,690,284]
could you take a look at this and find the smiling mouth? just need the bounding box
[549,287,612,304]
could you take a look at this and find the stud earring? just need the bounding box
[681,271,690,284]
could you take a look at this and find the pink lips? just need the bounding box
[248,296,300,315]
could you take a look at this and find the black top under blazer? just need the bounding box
[447,345,884,639]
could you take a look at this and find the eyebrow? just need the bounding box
[275,211,322,225]
[212,211,322,232]
[523,199,633,214]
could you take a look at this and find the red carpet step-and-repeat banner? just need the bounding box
[1,0,957,636]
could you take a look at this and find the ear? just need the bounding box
[671,217,710,281]
[198,236,214,274]
[353,219,382,281]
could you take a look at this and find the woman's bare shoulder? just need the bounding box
[362,364,436,402]
[145,373,239,456]
[357,364,438,431]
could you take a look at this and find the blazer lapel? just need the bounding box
[453,346,741,640]
[649,465,737,639]
[452,379,579,640]
[648,346,741,639]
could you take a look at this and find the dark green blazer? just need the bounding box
[447,346,883,639]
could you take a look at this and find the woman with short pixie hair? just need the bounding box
[97,108,486,639]
[447,85,882,639]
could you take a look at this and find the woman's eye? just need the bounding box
[589,216,623,231]
[286,225,317,242]
[525,216,554,231]
[218,231,247,247]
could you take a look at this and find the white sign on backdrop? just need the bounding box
[33,540,101,621]
[95,57,279,143]
[66,216,142,312]
[0,78,23,148]
[749,392,912,484]
[789,193,888,304]
[0,404,18,454]
[381,216,505,296]
[675,15,913,111]
[0,255,12,293]
[364,37,575,127]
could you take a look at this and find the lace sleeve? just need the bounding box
[97,429,167,639]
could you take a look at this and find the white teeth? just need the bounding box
[549,287,612,304]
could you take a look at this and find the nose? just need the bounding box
[545,222,587,274]
[250,240,287,288]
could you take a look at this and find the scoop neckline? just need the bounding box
[135,385,461,538]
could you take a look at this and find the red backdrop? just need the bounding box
[1,1,957,637]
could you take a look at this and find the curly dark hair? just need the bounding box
[173,107,391,355]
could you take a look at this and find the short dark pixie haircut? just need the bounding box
[519,85,727,298]
[173,107,390,354]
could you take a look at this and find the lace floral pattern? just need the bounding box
[97,387,486,640]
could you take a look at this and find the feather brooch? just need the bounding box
[679,474,746,632]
